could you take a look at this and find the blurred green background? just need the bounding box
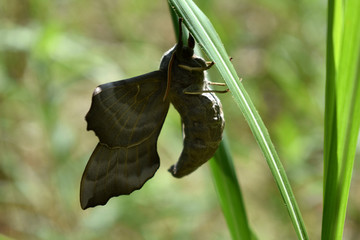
[1,0,359,239]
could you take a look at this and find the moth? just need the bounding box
[80,18,226,209]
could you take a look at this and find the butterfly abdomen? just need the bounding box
[169,91,224,178]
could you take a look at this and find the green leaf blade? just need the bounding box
[210,138,252,240]
[322,0,360,238]
[169,0,309,239]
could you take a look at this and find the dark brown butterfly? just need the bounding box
[80,18,225,209]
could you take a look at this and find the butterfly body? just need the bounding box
[168,90,224,178]
[80,19,224,209]
[161,45,224,178]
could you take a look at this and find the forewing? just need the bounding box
[86,71,168,148]
[81,71,169,209]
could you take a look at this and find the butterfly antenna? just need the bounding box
[163,50,175,101]
[163,18,183,101]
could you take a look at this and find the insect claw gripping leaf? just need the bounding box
[80,18,224,209]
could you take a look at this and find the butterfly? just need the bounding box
[80,18,226,209]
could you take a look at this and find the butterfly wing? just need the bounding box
[80,70,169,209]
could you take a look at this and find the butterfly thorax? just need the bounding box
[160,44,207,96]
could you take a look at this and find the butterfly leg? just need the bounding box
[183,79,229,94]
[178,61,214,72]
[208,82,226,86]
[184,89,229,95]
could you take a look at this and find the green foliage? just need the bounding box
[210,138,254,240]
[168,7,252,239]
[322,0,360,239]
[168,0,308,239]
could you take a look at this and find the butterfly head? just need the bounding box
[159,33,195,71]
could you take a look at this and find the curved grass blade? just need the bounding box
[168,0,309,239]
[168,6,252,240]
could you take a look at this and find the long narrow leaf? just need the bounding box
[168,0,309,239]
[322,0,338,238]
[167,5,252,239]
[322,0,360,238]
[210,137,252,240]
